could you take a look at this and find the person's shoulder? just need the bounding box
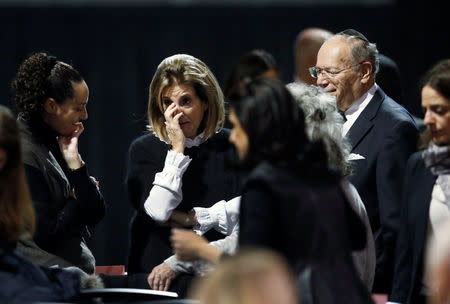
[372,94,419,140]
[243,163,278,198]
[209,128,231,142]
[130,132,165,149]
[247,162,292,187]
[403,151,436,192]
[203,128,234,150]
[377,89,416,125]
[402,151,435,184]
[18,123,46,168]
[128,132,167,156]
[18,119,35,151]
[406,151,426,171]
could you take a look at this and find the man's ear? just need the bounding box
[0,148,8,171]
[43,98,58,114]
[360,62,373,84]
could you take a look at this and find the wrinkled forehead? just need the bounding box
[157,79,197,112]
[317,37,353,67]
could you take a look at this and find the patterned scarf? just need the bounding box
[422,143,450,205]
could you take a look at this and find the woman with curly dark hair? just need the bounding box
[11,52,105,274]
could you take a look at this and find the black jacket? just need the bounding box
[0,240,80,302]
[126,129,241,275]
[347,87,419,293]
[18,116,105,274]
[239,161,373,304]
[390,152,437,304]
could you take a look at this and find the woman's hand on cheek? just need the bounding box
[58,122,84,170]
[164,103,186,154]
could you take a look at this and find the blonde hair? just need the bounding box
[0,105,35,242]
[189,249,298,304]
[148,54,225,142]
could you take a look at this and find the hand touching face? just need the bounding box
[162,83,208,140]
[45,81,89,137]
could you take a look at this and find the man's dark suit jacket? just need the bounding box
[347,87,419,293]
[390,152,436,304]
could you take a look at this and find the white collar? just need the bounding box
[185,132,205,148]
[345,83,378,117]
[342,84,378,136]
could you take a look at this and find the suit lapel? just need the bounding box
[347,88,385,151]
[347,117,373,151]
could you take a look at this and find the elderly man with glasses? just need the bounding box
[313,29,418,296]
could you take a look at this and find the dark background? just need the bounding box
[0,2,447,267]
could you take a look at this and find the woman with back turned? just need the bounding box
[228,78,373,304]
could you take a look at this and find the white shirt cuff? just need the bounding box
[194,201,228,235]
[164,150,191,174]
[153,151,191,193]
[144,150,191,222]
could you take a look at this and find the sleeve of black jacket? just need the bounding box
[25,164,105,247]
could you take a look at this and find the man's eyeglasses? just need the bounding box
[309,62,365,79]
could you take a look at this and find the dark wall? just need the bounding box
[1,4,447,266]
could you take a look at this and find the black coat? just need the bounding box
[239,161,373,304]
[0,240,80,302]
[390,152,437,304]
[18,116,105,274]
[347,87,419,293]
[126,129,241,275]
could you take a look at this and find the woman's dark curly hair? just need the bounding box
[229,78,328,169]
[11,52,83,118]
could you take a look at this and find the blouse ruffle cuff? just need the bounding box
[164,255,194,274]
[193,201,228,235]
[165,150,191,173]
[153,150,192,192]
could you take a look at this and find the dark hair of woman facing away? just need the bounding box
[0,105,35,242]
[228,78,328,170]
[11,52,83,118]
[223,49,278,100]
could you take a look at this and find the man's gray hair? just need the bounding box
[286,82,352,176]
[336,32,380,76]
